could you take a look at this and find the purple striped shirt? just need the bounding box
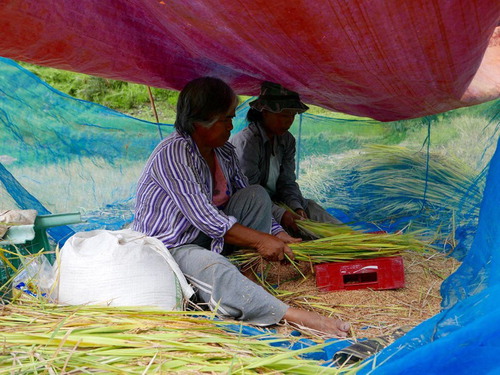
[133,131,283,253]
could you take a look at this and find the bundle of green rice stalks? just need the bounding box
[332,145,483,218]
[231,220,431,268]
[316,145,485,252]
[0,300,357,374]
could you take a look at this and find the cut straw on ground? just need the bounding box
[1,218,459,372]
[0,301,358,374]
[251,249,459,340]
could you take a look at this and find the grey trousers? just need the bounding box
[169,185,289,325]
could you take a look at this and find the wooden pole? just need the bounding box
[147,86,160,123]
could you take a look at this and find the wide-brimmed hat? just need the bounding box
[248,81,309,114]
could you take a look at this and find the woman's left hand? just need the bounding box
[295,209,308,219]
[276,231,302,244]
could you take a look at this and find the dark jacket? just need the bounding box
[230,121,307,222]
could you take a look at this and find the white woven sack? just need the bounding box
[56,229,194,310]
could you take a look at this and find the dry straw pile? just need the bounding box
[0,300,358,374]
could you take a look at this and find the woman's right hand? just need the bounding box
[275,230,302,244]
[255,233,295,262]
[224,223,295,262]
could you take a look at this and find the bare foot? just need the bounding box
[282,307,350,338]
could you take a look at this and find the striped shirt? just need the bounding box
[133,131,282,253]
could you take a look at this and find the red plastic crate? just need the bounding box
[315,256,405,291]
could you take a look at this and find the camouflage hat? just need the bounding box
[249,81,309,114]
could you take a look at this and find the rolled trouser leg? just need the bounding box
[170,244,288,325]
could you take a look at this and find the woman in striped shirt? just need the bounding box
[133,77,350,337]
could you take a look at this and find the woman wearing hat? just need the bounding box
[230,81,342,236]
[133,77,350,337]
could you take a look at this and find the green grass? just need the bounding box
[400,111,499,171]
[297,100,499,213]
[17,61,179,124]
[19,61,383,126]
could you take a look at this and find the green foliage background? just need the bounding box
[18,62,180,123]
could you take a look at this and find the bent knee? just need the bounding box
[247,184,271,201]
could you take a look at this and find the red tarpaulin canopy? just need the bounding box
[0,0,499,121]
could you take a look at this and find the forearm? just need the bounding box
[224,223,294,261]
[223,223,268,249]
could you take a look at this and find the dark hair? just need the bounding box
[246,107,264,124]
[175,77,237,134]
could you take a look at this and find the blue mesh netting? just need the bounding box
[1,57,500,372]
[0,57,173,237]
[364,136,500,374]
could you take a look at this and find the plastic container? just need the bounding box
[0,212,81,302]
[315,256,405,291]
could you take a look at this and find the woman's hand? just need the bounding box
[295,208,308,219]
[280,210,302,233]
[255,233,295,262]
[276,230,302,244]
[224,223,295,262]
